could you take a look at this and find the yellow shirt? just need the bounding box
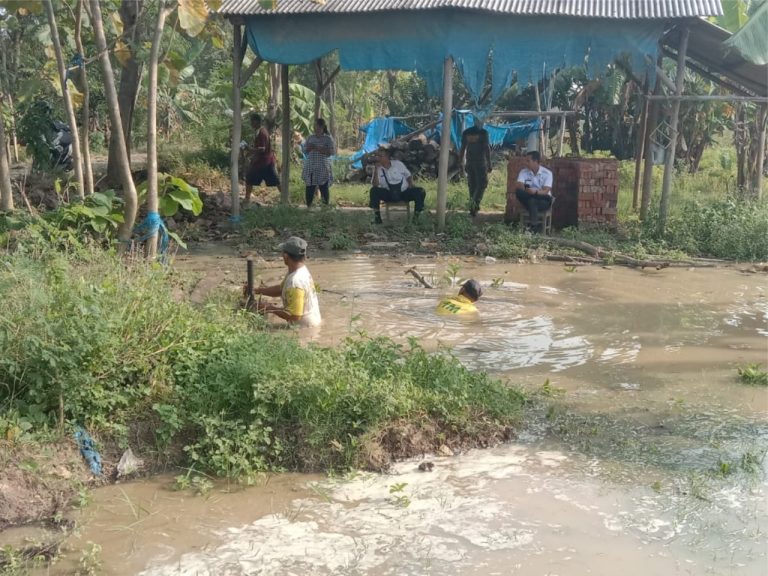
[435,294,478,315]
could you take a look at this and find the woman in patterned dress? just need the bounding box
[301,118,336,207]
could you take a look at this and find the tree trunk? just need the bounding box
[145,2,172,259]
[640,68,663,221]
[74,0,94,196]
[0,105,13,211]
[89,0,138,246]
[44,0,86,201]
[755,104,767,200]
[735,104,746,190]
[280,63,290,204]
[106,0,144,187]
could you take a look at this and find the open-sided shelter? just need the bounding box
[218,0,724,228]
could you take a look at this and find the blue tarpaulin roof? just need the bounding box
[350,117,414,168]
[245,10,666,104]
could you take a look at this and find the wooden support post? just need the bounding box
[556,113,566,157]
[658,25,689,235]
[756,103,767,200]
[632,90,650,211]
[640,63,662,221]
[229,23,243,220]
[437,56,453,232]
[280,63,290,205]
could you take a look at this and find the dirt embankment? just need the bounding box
[0,440,92,531]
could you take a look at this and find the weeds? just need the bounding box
[0,246,525,479]
[737,364,768,386]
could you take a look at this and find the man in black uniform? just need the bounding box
[460,117,492,217]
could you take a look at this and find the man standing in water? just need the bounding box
[436,279,483,315]
[460,117,492,217]
[244,236,322,327]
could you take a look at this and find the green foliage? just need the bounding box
[16,100,57,170]
[137,173,203,217]
[737,364,768,386]
[0,247,525,478]
[49,191,124,235]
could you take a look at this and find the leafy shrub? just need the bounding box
[0,247,525,477]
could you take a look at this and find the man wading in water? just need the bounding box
[243,237,322,327]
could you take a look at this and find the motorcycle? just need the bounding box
[47,119,73,170]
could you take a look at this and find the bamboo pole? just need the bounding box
[659,25,689,235]
[437,56,453,232]
[230,23,243,220]
[646,95,768,103]
[281,63,290,205]
[556,113,566,157]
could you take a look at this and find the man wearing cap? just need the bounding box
[436,279,483,315]
[246,236,322,327]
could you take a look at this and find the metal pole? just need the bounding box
[246,257,254,308]
[280,63,290,205]
[229,23,243,219]
[659,25,689,235]
[437,56,453,232]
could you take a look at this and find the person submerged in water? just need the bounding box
[436,279,483,315]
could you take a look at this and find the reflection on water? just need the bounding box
[58,250,767,576]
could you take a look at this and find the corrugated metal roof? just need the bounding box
[218,0,723,18]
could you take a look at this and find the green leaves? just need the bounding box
[724,0,768,65]
[715,0,749,32]
[137,173,203,217]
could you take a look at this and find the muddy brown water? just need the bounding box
[8,247,767,575]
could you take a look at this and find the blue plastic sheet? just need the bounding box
[245,11,663,104]
[350,117,414,169]
[431,111,541,150]
[74,427,102,476]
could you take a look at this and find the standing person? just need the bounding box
[243,236,322,327]
[244,112,280,205]
[302,118,336,208]
[460,117,492,217]
[515,151,553,233]
[369,148,426,224]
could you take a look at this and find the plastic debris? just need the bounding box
[117,448,143,478]
[74,427,102,476]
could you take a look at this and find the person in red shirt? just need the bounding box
[244,113,280,205]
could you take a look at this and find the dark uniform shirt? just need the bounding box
[461,126,490,166]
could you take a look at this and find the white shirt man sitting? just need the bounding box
[515,151,553,234]
[369,148,426,224]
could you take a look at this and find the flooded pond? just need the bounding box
[23,248,768,574]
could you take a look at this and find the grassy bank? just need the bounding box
[0,243,526,524]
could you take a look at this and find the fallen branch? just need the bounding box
[406,267,434,288]
[545,254,599,264]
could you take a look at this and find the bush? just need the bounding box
[0,247,525,477]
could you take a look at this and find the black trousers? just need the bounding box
[305,184,329,207]
[466,163,489,214]
[515,189,553,231]
[369,186,426,213]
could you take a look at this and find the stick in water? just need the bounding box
[406,267,434,289]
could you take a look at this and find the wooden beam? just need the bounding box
[492,111,578,118]
[646,95,768,103]
[660,47,755,97]
[239,56,264,88]
[756,103,767,200]
[437,56,453,232]
[659,25,689,235]
[230,23,244,220]
[556,113,566,157]
[280,63,290,205]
